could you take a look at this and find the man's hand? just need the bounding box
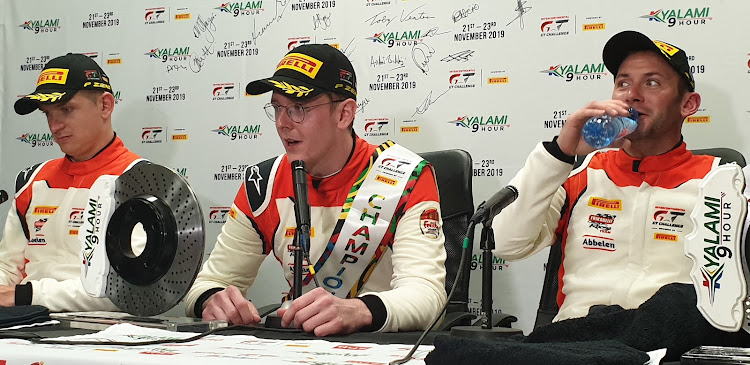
[278,287,373,336]
[557,100,632,156]
[0,285,15,307]
[202,285,260,325]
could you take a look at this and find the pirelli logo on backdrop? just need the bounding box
[401,126,420,133]
[583,23,606,31]
[588,197,622,211]
[276,53,322,79]
[488,77,509,84]
[686,116,711,123]
[654,233,678,241]
[33,206,58,215]
[37,68,68,86]
[375,175,397,186]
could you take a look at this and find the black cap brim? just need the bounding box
[14,90,77,115]
[602,31,661,76]
[246,76,325,100]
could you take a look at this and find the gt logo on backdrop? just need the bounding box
[145,7,167,24]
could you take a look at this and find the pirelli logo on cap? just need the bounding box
[375,175,398,186]
[276,53,322,79]
[37,68,69,86]
[588,197,622,211]
[654,233,678,242]
[33,206,58,215]
[653,40,680,57]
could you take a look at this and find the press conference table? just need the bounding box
[0,319,440,364]
[1,321,693,364]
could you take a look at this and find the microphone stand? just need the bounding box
[265,160,313,329]
[449,216,523,339]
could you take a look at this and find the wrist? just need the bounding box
[358,295,386,332]
[15,282,32,306]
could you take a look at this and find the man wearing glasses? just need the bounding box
[185,44,447,336]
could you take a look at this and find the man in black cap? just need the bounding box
[0,53,142,311]
[185,44,447,336]
[492,30,713,321]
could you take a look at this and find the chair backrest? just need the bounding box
[534,147,746,329]
[418,150,474,318]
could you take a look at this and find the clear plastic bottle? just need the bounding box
[581,108,639,149]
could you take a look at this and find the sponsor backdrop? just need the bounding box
[1,0,749,333]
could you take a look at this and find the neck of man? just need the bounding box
[307,130,355,178]
[624,132,682,159]
[70,129,115,162]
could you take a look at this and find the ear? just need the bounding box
[336,98,357,130]
[100,92,115,119]
[680,91,701,119]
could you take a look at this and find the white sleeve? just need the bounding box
[491,142,573,261]
[183,203,268,316]
[366,200,447,332]
[29,278,120,312]
[0,200,29,286]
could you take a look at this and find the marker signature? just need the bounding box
[506,0,532,29]
[252,0,291,46]
[441,50,475,62]
[412,42,435,74]
[365,11,395,26]
[400,4,434,22]
[313,13,331,30]
[452,4,479,23]
[413,88,450,117]
[190,14,217,73]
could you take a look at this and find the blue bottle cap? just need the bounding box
[628,108,639,122]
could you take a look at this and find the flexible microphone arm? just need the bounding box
[470,185,519,225]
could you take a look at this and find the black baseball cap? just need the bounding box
[15,53,113,115]
[246,44,357,101]
[603,30,695,92]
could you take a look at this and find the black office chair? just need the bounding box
[418,149,477,330]
[534,147,747,329]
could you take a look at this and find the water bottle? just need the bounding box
[581,108,639,149]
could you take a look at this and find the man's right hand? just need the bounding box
[557,100,632,156]
[202,285,261,325]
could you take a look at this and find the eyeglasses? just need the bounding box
[264,99,345,123]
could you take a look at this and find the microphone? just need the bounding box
[470,185,519,224]
[291,160,311,229]
[0,190,8,205]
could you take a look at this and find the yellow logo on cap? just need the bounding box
[276,53,322,79]
[269,80,314,97]
[653,40,680,57]
[26,92,67,103]
[37,68,69,86]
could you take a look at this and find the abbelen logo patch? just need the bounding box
[582,234,616,251]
